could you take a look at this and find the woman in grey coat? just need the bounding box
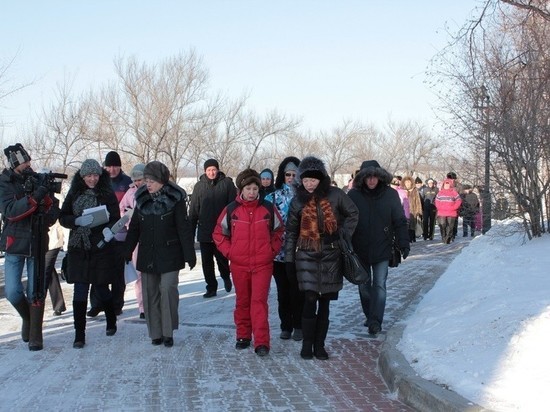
[285,156,358,360]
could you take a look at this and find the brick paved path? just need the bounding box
[0,236,469,411]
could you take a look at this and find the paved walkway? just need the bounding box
[0,236,474,411]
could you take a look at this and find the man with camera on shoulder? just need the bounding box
[0,143,61,351]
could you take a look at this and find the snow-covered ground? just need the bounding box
[398,219,550,411]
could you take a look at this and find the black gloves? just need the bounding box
[32,185,49,203]
[401,248,410,259]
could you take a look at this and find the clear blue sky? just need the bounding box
[1,1,481,140]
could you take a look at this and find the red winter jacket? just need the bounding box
[435,179,462,218]
[213,196,284,271]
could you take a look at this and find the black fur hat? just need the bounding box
[298,156,328,181]
[236,168,261,190]
[144,161,170,184]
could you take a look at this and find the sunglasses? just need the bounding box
[285,172,296,177]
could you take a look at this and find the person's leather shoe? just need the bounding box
[139,312,145,319]
[280,330,291,340]
[368,322,381,335]
[235,338,251,350]
[203,291,217,298]
[292,329,303,341]
[152,338,163,345]
[255,345,269,357]
[53,310,63,316]
[223,278,233,293]
[163,337,174,347]
[86,307,102,317]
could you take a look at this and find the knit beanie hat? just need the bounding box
[284,162,298,173]
[260,170,272,179]
[79,159,103,177]
[298,156,328,181]
[203,158,219,171]
[104,151,122,167]
[131,163,146,180]
[4,143,31,169]
[143,161,170,184]
[236,168,261,190]
[415,177,423,184]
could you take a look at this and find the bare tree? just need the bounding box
[431,1,550,237]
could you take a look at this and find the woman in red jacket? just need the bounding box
[213,169,284,357]
[434,178,462,244]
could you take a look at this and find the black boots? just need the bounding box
[13,299,30,343]
[104,299,117,336]
[28,302,45,351]
[314,319,330,360]
[300,317,316,359]
[73,301,87,349]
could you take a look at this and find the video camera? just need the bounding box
[22,169,68,194]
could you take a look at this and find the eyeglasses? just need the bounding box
[285,172,296,177]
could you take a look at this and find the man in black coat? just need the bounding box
[189,159,237,298]
[347,160,410,335]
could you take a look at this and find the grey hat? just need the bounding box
[79,159,103,177]
[131,163,146,180]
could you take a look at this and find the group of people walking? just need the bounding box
[3,143,434,359]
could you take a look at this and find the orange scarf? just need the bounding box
[298,197,337,251]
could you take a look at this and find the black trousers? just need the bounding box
[273,261,304,332]
[422,206,437,240]
[200,242,230,293]
[45,248,66,313]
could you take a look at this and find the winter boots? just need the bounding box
[28,302,45,351]
[73,301,87,349]
[314,319,330,360]
[104,299,117,336]
[13,299,30,343]
[300,317,316,359]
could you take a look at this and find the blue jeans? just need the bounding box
[358,260,389,327]
[4,253,35,305]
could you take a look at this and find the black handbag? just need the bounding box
[384,227,402,268]
[338,230,370,285]
[388,239,402,268]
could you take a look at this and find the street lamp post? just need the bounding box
[479,86,491,234]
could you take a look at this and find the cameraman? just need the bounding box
[0,143,60,351]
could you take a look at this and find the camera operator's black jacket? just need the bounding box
[0,168,59,256]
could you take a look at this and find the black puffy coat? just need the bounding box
[285,179,358,297]
[348,167,409,265]
[125,181,196,274]
[59,170,121,285]
[189,172,236,242]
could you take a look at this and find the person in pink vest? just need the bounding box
[434,178,462,244]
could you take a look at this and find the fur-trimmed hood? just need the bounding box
[352,164,392,190]
[274,156,300,189]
